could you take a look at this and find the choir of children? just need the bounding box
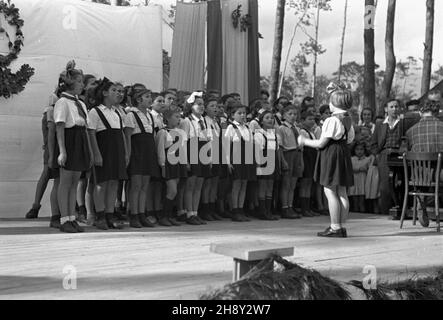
[27,60,385,238]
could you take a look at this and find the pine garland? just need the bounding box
[0,0,34,99]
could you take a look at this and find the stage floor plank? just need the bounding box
[0,214,442,300]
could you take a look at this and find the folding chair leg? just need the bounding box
[400,191,408,229]
[412,197,417,226]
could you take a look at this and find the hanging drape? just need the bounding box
[207,0,223,93]
[221,0,249,104]
[248,0,260,102]
[169,2,207,91]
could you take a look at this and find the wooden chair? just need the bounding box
[400,152,442,232]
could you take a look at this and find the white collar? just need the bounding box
[98,104,112,111]
[383,116,400,129]
[191,113,203,122]
[232,120,245,127]
[151,109,162,117]
[284,121,295,128]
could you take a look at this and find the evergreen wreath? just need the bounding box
[0,0,34,99]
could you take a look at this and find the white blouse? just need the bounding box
[88,104,123,133]
[54,94,88,128]
[321,116,355,144]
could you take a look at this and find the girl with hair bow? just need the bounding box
[53,61,93,233]
[298,82,355,238]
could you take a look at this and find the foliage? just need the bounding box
[0,0,35,99]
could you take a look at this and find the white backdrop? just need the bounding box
[0,0,164,217]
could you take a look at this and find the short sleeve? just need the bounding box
[179,118,191,139]
[125,112,136,129]
[87,109,100,130]
[54,99,68,124]
[299,128,311,139]
[224,124,235,141]
[254,131,265,149]
[321,117,344,140]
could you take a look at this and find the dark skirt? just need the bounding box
[314,140,354,188]
[188,139,212,178]
[302,147,317,179]
[211,163,229,179]
[94,128,128,184]
[53,126,91,172]
[164,163,188,181]
[232,163,256,181]
[128,132,160,177]
[282,150,304,178]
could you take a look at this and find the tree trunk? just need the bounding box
[363,0,376,113]
[270,0,286,104]
[379,0,396,116]
[421,0,434,95]
[311,0,321,99]
[338,0,348,82]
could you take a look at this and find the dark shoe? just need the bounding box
[310,210,321,217]
[302,210,315,217]
[281,209,301,220]
[71,220,85,233]
[418,207,430,228]
[145,214,157,225]
[195,216,207,225]
[168,218,182,226]
[129,214,143,229]
[106,213,124,230]
[231,209,244,222]
[77,206,87,223]
[49,216,61,229]
[114,210,127,222]
[317,227,347,238]
[177,214,188,222]
[95,215,109,231]
[199,211,215,221]
[60,221,78,233]
[211,212,224,221]
[219,211,232,219]
[158,217,173,227]
[139,214,156,228]
[25,206,41,219]
[186,216,201,225]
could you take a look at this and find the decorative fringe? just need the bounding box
[200,256,443,300]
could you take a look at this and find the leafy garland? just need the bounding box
[0,0,34,99]
[231,5,252,32]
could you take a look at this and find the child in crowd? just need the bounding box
[225,104,256,222]
[88,78,128,230]
[278,105,303,219]
[54,61,92,233]
[126,89,159,228]
[156,105,188,226]
[201,98,224,221]
[349,142,371,213]
[180,92,212,225]
[25,91,60,219]
[254,110,282,220]
[298,111,321,217]
[146,93,167,224]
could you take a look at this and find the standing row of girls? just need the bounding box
[36,61,356,238]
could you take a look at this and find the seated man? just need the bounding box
[406,99,443,227]
[371,99,405,218]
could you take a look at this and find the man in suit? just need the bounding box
[371,99,406,218]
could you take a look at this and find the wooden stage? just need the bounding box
[0,213,442,300]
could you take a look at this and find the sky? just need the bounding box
[128,0,443,93]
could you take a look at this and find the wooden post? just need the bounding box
[421,0,435,95]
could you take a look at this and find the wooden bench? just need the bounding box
[210,241,295,282]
